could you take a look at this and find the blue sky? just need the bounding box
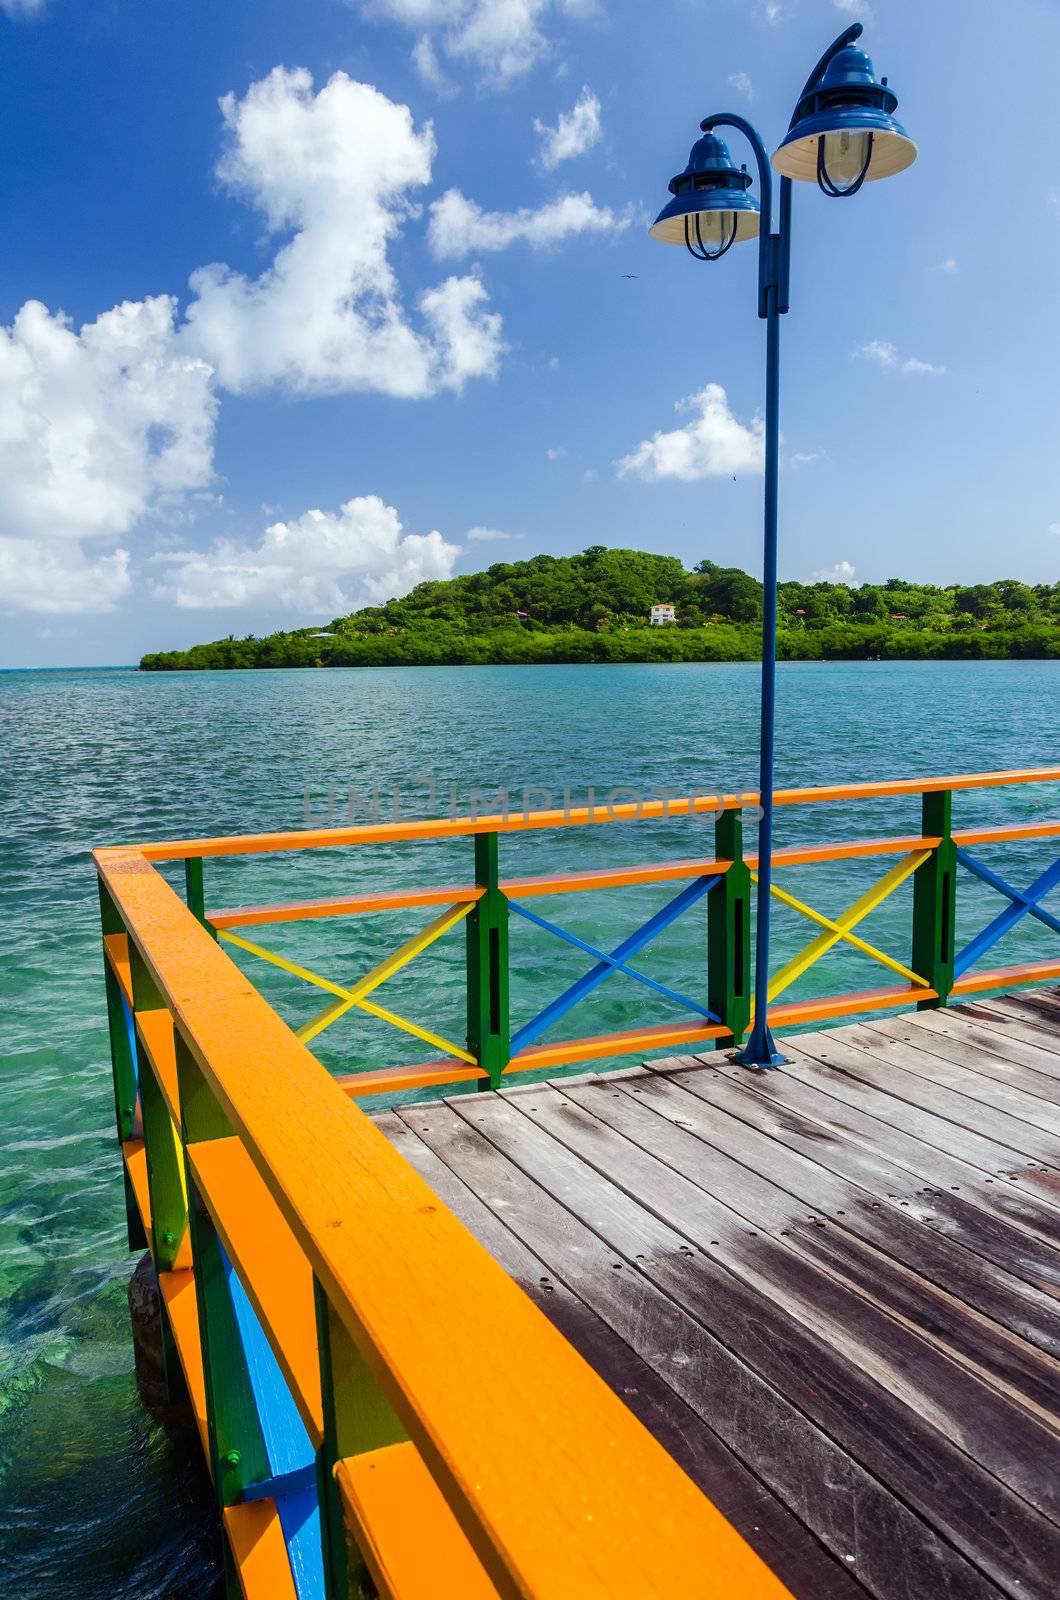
[1,0,1057,667]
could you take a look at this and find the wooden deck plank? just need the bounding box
[376,1113,868,1600]
[794,1027,1060,1163]
[398,1101,1010,1600]
[656,1056,1060,1305]
[612,1063,1060,1359]
[867,1010,1060,1100]
[680,1048,1060,1252]
[506,1082,1060,1515]
[964,997,1060,1062]
[785,1033,1060,1185]
[836,1023,1060,1140]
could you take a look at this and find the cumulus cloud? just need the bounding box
[1,67,504,613]
[428,187,629,257]
[0,540,131,614]
[0,295,216,542]
[534,86,601,170]
[183,68,502,397]
[616,384,763,482]
[1048,522,1060,536]
[931,257,958,274]
[545,446,567,460]
[854,340,945,376]
[363,0,595,87]
[813,560,856,584]
[1,0,45,16]
[152,495,458,612]
[728,72,753,100]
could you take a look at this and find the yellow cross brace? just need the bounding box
[750,849,931,1013]
[218,900,476,1062]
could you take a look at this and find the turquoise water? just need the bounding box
[1,660,1058,1595]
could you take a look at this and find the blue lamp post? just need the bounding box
[651,23,916,1068]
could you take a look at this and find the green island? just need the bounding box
[140,546,1060,669]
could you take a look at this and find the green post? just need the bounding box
[708,809,753,1048]
[912,790,957,1010]
[315,1280,408,1599]
[99,880,145,1251]
[130,944,188,1274]
[129,941,190,1406]
[177,1038,267,1598]
[466,832,510,1088]
[184,857,217,938]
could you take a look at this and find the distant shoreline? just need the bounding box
[137,547,1060,672]
[140,625,1060,672]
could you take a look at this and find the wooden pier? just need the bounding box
[378,992,1060,1600]
[94,766,1060,1598]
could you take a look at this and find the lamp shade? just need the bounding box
[650,130,760,249]
[772,45,916,187]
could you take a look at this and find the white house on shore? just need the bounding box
[649,604,677,626]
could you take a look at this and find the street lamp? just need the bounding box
[650,23,916,1068]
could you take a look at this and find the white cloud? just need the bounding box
[363,0,594,87]
[854,339,897,367]
[0,296,215,543]
[184,68,503,397]
[153,495,458,612]
[1,67,504,614]
[760,2,786,23]
[854,340,945,376]
[834,0,873,20]
[813,560,856,584]
[1048,523,1060,536]
[428,187,630,258]
[1,0,45,16]
[466,524,521,541]
[728,72,753,100]
[412,33,459,96]
[0,539,130,614]
[790,449,824,467]
[930,257,958,274]
[534,86,601,170]
[546,446,567,460]
[616,384,763,482]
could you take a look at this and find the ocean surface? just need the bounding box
[1,659,1058,1596]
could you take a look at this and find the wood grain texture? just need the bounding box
[398,1101,1009,1599]
[370,993,1060,1600]
[377,1111,869,1600]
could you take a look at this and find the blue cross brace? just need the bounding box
[222,1247,325,1600]
[509,875,720,1054]
[953,851,1060,978]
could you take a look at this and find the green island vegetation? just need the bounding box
[141,547,1060,670]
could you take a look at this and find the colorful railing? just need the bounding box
[95,765,1060,1597]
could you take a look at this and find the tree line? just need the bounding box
[141,547,1060,671]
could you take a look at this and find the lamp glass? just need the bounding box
[649,201,759,246]
[821,129,871,186]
